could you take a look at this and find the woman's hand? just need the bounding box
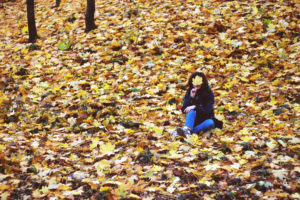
[190,88,197,98]
[184,105,196,113]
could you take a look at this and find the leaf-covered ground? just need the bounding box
[0,0,299,199]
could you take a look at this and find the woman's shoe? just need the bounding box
[170,130,179,140]
[170,130,179,137]
[177,126,191,137]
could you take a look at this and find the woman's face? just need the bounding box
[193,84,202,90]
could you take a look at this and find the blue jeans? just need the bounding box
[185,110,215,133]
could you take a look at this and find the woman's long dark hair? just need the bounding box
[187,72,209,91]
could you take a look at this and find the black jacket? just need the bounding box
[181,87,215,126]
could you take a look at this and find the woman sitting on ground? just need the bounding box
[175,72,222,137]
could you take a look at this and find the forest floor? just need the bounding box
[0,0,299,199]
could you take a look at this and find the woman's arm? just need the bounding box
[195,90,214,116]
[181,90,192,113]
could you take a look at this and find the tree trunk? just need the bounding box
[55,0,60,7]
[26,0,38,43]
[85,0,96,33]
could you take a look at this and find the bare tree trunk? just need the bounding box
[26,0,38,43]
[85,0,96,33]
[55,0,60,7]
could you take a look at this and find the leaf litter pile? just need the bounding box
[0,0,299,199]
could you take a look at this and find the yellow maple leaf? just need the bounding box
[185,134,200,146]
[266,139,277,150]
[181,64,193,70]
[179,22,187,27]
[151,165,163,172]
[69,154,78,161]
[84,158,94,163]
[272,79,280,86]
[124,21,131,26]
[167,177,180,193]
[239,128,249,135]
[22,26,28,34]
[153,127,163,134]
[33,87,44,94]
[191,148,199,155]
[58,184,72,191]
[72,189,83,195]
[125,129,135,134]
[60,143,69,148]
[243,151,256,159]
[225,39,232,44]
[103,118,110,127]
[21,48,28,54]
[204,163,220,171]
[1,192,10,200]
[240,77,249,82]
[240,136,253,142]
[192,76,203,85]
[78,90,88,98]
[203,42,214,48]
[90,141,98,149]
[252,6,258,15]
[41,186,49,194]
[111,40,122,48]
[168,150,183,159]
[291,193,300,199]
[157,83,166,91]
[32,189,43,198]
[166,104,176,112]
[100,186,112,192]
[169,141,180,151]
[100,142,115,154]
[199,177,215,186]
[294,105,300,113]
[0,184,9,190]
[272,169,288,180]
[268,23,275,29]
[117,182,130,197]
[270,96,277,105]
[233,145,243,152]
[95,160,110,175]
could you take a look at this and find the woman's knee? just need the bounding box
[207,119,215,129]
[187,109,196,116]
